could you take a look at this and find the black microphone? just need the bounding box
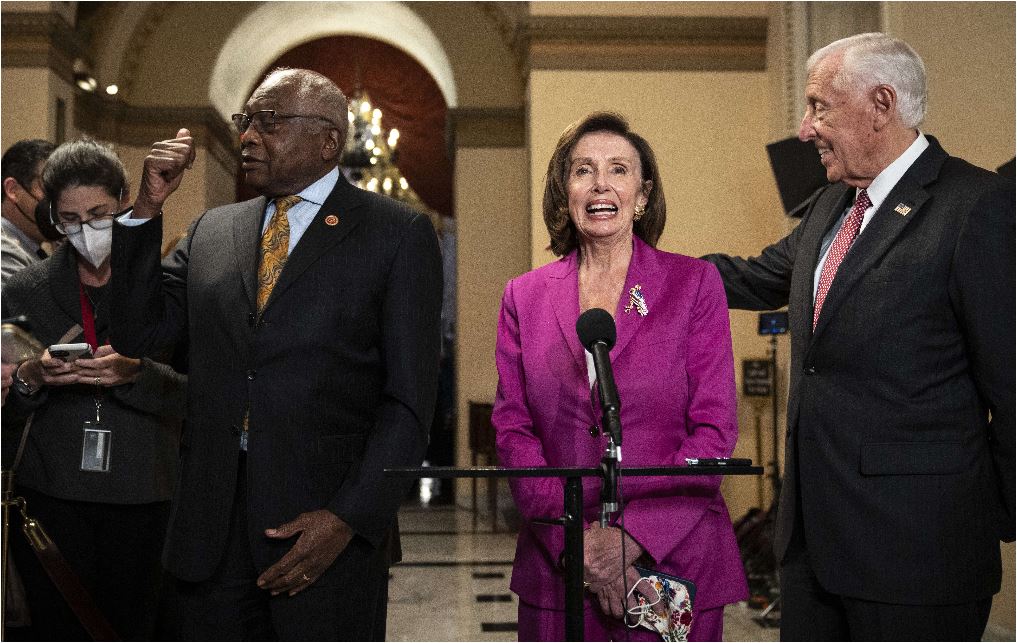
[576,308,622,446]
[577,308,623,526]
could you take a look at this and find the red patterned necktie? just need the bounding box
[257,195,301,315]
[813,189,871,330]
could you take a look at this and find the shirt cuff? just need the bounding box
[116,209,153,226]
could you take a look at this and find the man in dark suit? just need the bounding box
[704,33,1014,641]
[110,68,442,640]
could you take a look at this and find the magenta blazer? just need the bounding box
[492,236,749,611]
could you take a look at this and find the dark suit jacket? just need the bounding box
[110,174,442,582]
[704,136,1015,604]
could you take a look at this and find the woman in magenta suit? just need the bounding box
[492,113,748,641]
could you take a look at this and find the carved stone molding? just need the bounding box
[781,2,810,135]
[525,15,768,72]
[119,2,172,101]
[446,107,526,153]
[476,2,528,83]
[775,2,882,135]
[74,91,238,171]
[1,10,88,83]
[471,9,768,75]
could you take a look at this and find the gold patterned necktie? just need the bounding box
[257,195,301,314]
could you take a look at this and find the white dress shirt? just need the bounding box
[117,166,341,255]
[812,133,930,301]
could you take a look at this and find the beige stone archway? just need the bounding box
[207,1,458,120]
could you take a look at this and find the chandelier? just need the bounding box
[340,89,436,217]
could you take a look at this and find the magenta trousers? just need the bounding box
[517,598,724,642]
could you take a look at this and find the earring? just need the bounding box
[633,204,645,221]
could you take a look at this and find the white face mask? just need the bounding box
[67,225,112,268]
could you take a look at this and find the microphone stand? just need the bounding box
[598,437,619,527]
[592,371,623,527]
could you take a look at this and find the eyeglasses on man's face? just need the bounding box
[230,110,337,135]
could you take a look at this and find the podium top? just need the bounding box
[385,465,763,479]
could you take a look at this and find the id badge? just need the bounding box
[80,421,112,473]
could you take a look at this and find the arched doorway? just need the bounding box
[207,0,457,119]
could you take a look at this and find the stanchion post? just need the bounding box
[2,469,15,633]
[563,476,584,641]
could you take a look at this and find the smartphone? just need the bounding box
[48,343,93,362]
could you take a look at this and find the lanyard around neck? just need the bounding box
[78,280,100,351]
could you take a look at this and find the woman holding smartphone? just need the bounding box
[1,138,185,641]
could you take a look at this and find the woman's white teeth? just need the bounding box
[586,204,617,213]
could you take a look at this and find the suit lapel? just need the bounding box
[612,237,661,359]
[812,139,947,338]
[261,177,366,313]
[548,253,586,372]
[550,238,662,371]
[801,186,854,335]
[48,244,86,330]
[233,196,267,311]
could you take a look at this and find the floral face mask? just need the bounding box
[625,566,695,642]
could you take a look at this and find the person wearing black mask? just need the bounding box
[1,139,56,280]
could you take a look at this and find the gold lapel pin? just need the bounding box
[324,214,340,226]
[893,203,912,216]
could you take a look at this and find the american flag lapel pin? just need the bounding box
[623,284,649,316]
[893,203,912,216]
